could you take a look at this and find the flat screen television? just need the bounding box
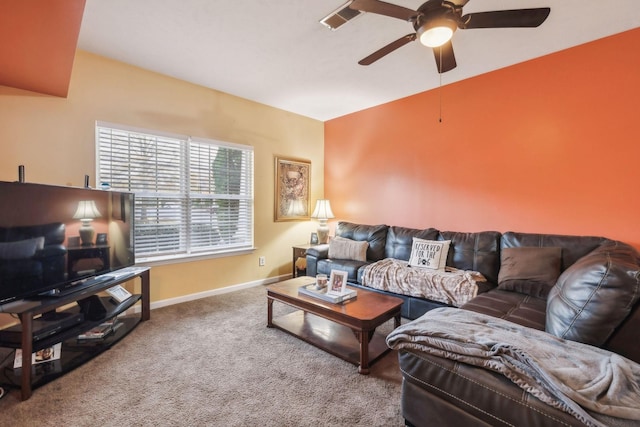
[0,181,135,303]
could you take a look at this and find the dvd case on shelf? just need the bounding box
[77,318,121,340]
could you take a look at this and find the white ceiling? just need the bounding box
[77,0,640,121]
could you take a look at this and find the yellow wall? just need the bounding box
[0,50,324,306]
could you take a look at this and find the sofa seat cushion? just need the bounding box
[461,289,546,331]
[362,258,482,307]
[316,258,368,283]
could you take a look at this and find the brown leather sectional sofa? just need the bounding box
[306,222,640,426]
[306,222,499,318]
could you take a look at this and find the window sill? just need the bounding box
[135,247,256,267]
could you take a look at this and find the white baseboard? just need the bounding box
[128,274,292,314]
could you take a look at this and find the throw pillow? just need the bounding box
[0,237,45,260]
[408,238,451,270]
[497,247,562,298]
[328,236,369,262]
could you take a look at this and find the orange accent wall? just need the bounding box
[325,28,640,249]
[0,0,85,97]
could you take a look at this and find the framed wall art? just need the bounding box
[274,156,311,221]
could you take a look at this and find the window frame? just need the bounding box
[95,121,255,264]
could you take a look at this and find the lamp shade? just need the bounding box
[417,18,457,47]
[311,200,335,220]
[73,200,101,220]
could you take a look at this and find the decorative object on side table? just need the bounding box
[311,199,334,244]
[310,232,319,245]
[274,156,311,221]
[327,270,348,297]
[96,233,108,245]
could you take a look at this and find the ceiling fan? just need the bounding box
[349,0,550,73]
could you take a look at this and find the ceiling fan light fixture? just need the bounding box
[417,19,456,47]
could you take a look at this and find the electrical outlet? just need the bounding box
[259,256,266,266]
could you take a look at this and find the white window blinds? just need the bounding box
[96,122,254,261]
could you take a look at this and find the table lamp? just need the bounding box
[311,199,334,244]
[73,200,102,246]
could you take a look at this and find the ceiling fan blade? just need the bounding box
[350,0,418,21]
[433,40,456,73]
[462,8,550,29]
[358,33,417,65]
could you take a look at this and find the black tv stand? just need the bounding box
[0,312,85,344]
[0,267,150,400]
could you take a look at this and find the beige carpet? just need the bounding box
[0,285,404,426]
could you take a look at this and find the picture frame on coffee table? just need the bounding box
[327,270,348,296]
[274,156,311,222]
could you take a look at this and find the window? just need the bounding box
[96,122,254,262]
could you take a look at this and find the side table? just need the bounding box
[292,244,312,277]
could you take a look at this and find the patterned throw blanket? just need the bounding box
[387,308,640,427]
[361,258,483,306]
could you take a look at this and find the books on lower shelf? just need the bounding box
[298,283,357,303]
[77,318,122,340]
[13,343,62,369]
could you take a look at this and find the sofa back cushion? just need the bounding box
[439,231,502,285]
[335,222,388,261]
[1,222,66,246]
[501,232,607,272]
[546,241,640,349]
[0,237,45,260]
[385,226,439,261]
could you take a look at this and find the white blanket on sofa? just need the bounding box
[361,258,482,306]
[386,308,640,427]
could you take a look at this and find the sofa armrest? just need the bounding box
[305,244,329,277]
[305,244,329,259]
[399,349,597,427]
[546,240,640,349]
[34,244,67,259]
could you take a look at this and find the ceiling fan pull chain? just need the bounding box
[439,48,443,123]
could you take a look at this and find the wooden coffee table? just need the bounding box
[267,276,403,374]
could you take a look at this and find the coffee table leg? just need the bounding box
[394,313,401,329]
[267,296,274,328]
[357,329,370,375]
